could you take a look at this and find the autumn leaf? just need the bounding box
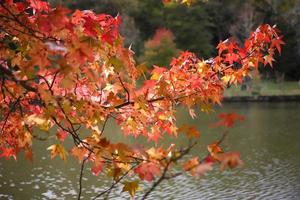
[264,54,275,67]
[150,66,167,80]
[193,162,213,177]
[122,181,139,197]
[28,0,50,12]
[107,167,122,181]
[146,147,166,160]
[207,143,223,157]
[181,0,196,6]
[25,114,50,131]
[271,36,285,54]
[217,40,228,55]
[134,162,161,182]
[0,147,17,160]
[71,146,88,162]
[25,149,33,161]
[56,129,68,142]
[183,157,199,172]
[47,144,68,161]
[224,53,239,65]
[215,152,244,171]
[210,113,245,128]
[199,103,214,114]
[178,124,200,139]
[91,162,105,176]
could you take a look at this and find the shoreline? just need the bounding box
[223,95,300,102]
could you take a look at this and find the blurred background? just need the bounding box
[49,0,300,97]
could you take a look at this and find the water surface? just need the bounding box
[0,102,300,199]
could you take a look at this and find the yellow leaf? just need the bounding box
[181,0,195,6]
[25,114,50,131]
[221,75,231,85]
[25,114,47,125]
[122,181,139,197]
[47,144,68,161]
[107,167,122,181]
[109,57,123,72]
[151,72,161,80]
[199,103,214,114]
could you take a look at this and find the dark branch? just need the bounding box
[77,152,92,200]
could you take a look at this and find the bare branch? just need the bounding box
[77,152,92,200]
[92,164,138,200]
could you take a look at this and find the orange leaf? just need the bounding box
[183,157,199,171]
[207,143,223,156]
[178,124,200,139]
[216,152,244,171]
[135,162,161,182]
[122,181,139,197]
[0,147,16,160]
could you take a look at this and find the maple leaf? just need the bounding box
[263,54,275,67]
[56,129,68,142]
[210,113,245,128]
[134,162,161,182]
[146,147,166,160]
[37,16,52,33]
[216,40,227,55]
[271,36,285,55]
[83,16,98,37]
[71,146,88,161]
[28,0,50,12]
[207,143,223,156]
[215,152,244,171]
[183,157,199,171]
[47,144,67,161]
[0,147,17,160]
[107,167,122,181]
[148,128,162,144]
[224,53,239,65]
[122,181,139,197]
[199,103,214,114]
[194,162,213,177]
[25,114,50,131]
[178,124,200,139]
[151,66,167,80]
[91,162,105,176]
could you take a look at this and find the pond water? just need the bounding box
[0,102,300,200]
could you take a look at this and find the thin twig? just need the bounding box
[141,141,197,200]
[92,164,138,200]
[0,96,21,134]
[77,152,92,200]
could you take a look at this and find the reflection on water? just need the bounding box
[1,103,300,199]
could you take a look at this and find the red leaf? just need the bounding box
[271,36,285,55]
[210,113,245,128]
[224,53,239,65]
[28,0,50,12]
[91,161,105,176]
[134,162,161,182]
[216,40,227,55]
[0,147,16,160]
[83,16,98,37]
[56,129,68,142]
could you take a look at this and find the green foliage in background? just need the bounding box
[51,0,300,80]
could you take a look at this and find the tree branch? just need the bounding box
[77,152,92,200]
